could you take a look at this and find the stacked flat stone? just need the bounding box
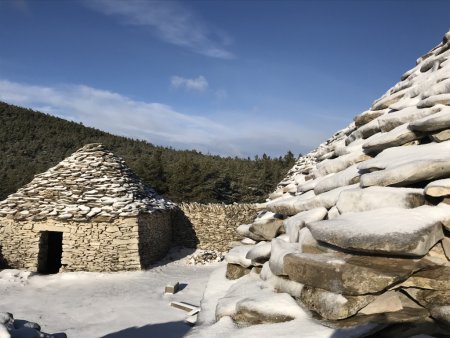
[217,29,450,336]
[0,143,175,222]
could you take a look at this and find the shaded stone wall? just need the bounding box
[174,203,260,252]
[138,210,173,268]
[0,211,173,272]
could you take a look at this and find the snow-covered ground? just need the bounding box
[0,248,218,338]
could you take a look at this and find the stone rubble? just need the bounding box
[215,29,450,337]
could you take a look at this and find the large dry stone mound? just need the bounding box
[0,143,176,272]
[215,29,450,337]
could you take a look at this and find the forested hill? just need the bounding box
[0,101,297,204]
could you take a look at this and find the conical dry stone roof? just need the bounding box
[210,29,450,334]
[0,143,174,222]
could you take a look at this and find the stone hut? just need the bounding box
[0,143,176,273]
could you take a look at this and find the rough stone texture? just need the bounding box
[284,252,427,295]
[425,178,450,197]
[249,218,284,240]
[335,186,425,214]
[0,144,175,272]
[308,206,446,256]
[226,263,251,280]
[300,286,375,320]
[0,143,174,221]
[358,291,403,315]
[399,265,450,290]
[176,203,259,252]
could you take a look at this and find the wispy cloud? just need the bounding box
[83,0,234,59]
[171,75,208,92]
[0,79,326,157]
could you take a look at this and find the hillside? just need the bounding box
[0,101,296,204]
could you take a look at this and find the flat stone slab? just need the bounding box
[399,265,450,290]
[283,207,327,242]
[335,186,425,215]
[284,252,426,295]
[226,263,251,280]
[425,178,450,197]
[249,218,284,241]
[359,141,450,188]
[358,291,403,315]
[410,104,450,132]
[403,288,450,308]
[314,164,360,194]
[246,241,271,265]
[308,206,447,256]
[299,286,375,320]
[362,123,420,154]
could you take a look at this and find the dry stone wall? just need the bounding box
[0,212,173,272]
[174,203,260,252]
[200,29,450,337]
[0,143,176,272]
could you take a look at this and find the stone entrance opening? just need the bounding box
[38,231,63,274]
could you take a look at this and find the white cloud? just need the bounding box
[0,79,327,157]
[171,75,208,92]
[83,0,234,59]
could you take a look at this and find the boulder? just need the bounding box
[225,245,253,268]
[308,206,446,256]
[354,109,386,128]
[284,252,426,295]
[314,151,371,177]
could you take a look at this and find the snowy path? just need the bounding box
[0,253,217,337]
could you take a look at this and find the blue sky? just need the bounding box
[0,0,449,157]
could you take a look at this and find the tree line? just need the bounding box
[0,101,297,204]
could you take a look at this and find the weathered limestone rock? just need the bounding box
[249,218,284,241]
[226,263,251,280]
[283,207,327,242]
[358,291,403,315]
[269,238,298,276]
[430,129,450,142]
[403,288,450,308]
[284,252,427,295]
[246,241,271,265]
[308,206,446,256]
[335,186,425,215]
[354,109,386,128]
[313,164,360,194]
[399,265,450,290]
[313,151,371,177]
[362,123,421,154]
[225,245,253,268]
[409,105,450,132]
[425,178,450,197]
[430,306,450,326]
[300,286,375,320]
[359,141,450,188]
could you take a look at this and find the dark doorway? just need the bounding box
[38,231,63,274]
